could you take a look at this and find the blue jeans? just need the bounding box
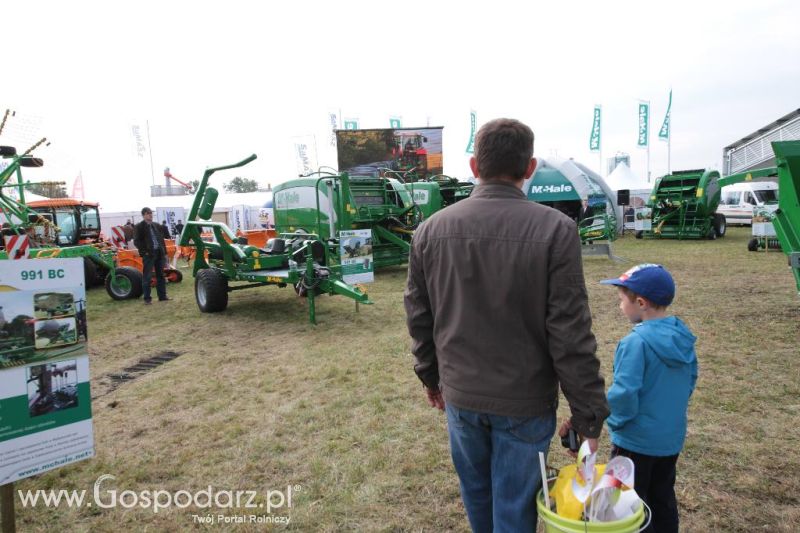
[446,404,556,533]
[142,250,167,302]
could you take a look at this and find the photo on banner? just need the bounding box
[339,229,374,284]
[335,127,444,179]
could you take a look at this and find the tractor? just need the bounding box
[391,133,428,178]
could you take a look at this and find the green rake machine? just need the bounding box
[180,155,371,323]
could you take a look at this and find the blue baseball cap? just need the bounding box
[600,263,675,306]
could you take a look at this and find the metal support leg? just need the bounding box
[306,256,316,325]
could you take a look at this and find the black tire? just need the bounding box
[748,238,759,252]
[105,267,144,300]
[83,257,99,287]
[19,157,43,167]
[0,146,16,156]
[195,269,228,312]
[635,230,643,239]
[713,213,727,238]
[706,227,717,240]
[95,264,109,285]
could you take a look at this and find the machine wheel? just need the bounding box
[95,264,110,285]
[635,230,643,239]
[83,257,101,287]
[0,146,16,156]
[105,267,144,300]
[19,157,43,167]
[195,269,228,313]
[706,227,717,240]
[713,213,727,238]
[747,238,759,252]
[165,268,183,283]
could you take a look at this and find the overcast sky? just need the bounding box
[3,0,799,211]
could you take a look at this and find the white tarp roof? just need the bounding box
[604,162,651,191]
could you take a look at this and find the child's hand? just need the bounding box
[557,418,572,438]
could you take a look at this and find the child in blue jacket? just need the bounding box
[600,264,697,533]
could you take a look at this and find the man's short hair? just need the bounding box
[141,207,152,215]
[474,118,535,180]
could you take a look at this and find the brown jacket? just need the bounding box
[404,181,609,437]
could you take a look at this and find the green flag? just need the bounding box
[390,117,401,129]
[465,110,477,154]
[637,103,649,147]
[589,105,601,151]
[344,119,359,130]
[658,90,672,141]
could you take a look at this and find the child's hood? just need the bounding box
[632,316,696,367]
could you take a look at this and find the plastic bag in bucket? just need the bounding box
[537,484,646,533]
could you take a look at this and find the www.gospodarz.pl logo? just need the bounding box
[17,474,298,520]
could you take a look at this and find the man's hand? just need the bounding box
[424,386,445,411]
[558,418,598,457]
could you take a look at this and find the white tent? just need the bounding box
[99,191,273,231]
[603,162,651,229]
[604,162,651,192]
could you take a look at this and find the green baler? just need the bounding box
[401,174,473,220]
[273,172,422,268]
[181,156,370,323]
[641,168,726,240]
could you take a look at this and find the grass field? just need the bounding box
[11,226,800,532]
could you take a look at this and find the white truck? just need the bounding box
[717,181,779,225]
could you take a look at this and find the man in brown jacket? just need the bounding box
[404,118,609,532]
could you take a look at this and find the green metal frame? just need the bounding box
[181,155,371,323]
[770,142,800,294]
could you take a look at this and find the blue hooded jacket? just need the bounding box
[606,316,698,456]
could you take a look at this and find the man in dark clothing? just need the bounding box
[404,118,609,532]
[133,207,170,304]
[174,220,184,239]
[577,199,592,224]
[160,221,171,240]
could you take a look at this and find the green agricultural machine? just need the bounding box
[180,155,371,323]
[378,169,474,221]
[719,141,800,294]
[0,114,142,300]
[639,168,727,240]
[273,170,423,268]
